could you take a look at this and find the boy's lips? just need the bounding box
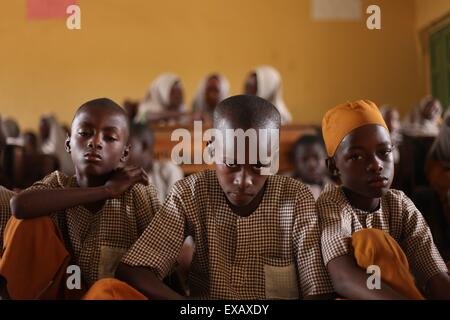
[367,176,388,187]
[228,191,254,201]
[84,152,102,162]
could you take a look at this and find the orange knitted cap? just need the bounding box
[322,100,388,157]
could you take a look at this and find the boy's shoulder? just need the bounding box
[173,170,311,195]
[127,180,159,200]
[0,186,15,200]
[171,169,216,196]
[382,188,411,212]
[33,170,75,189]
[267,174,313,199]
[317,184,410,212]
[317,184,345,206]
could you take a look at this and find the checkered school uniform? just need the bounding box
[0,186,15,250]
[28,171,160,286]
[122,169,334,299]
[318,184,448,284]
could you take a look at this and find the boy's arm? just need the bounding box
[399,192,450,299]
[426,272,450,299]
[118,185,188,299]
[11,186,111,219]
[134,183,161,235]
[11,167,148,219]
[115,263,184,300]
[327,255,407,299]
[318,192,408,300]
[293,187,335,299]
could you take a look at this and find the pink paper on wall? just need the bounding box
[27,0,77,20]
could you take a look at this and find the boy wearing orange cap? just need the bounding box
[318,100,450,300]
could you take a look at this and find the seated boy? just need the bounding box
[292,134,332,200]
[127,122,191,294]
[0,186,14,299]
[128,123,184,202]
[318,100,450,300]
[0,98,160,300]
[0,186,14,250]
[84,95,334,300]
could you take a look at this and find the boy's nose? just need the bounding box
[367,155,383,172]
[233,167,253,189]
[88,135,102,149]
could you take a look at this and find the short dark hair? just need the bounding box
[294,134,325,150]
[129,122,154,146]
[72,98,129,135]
[213,95,281,130]
[292,134,326,162]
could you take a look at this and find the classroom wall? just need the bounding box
[415,0,450,31]
[0,0,424,131]
[414,0,450,98]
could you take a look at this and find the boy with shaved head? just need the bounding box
[84,95,334,300]
[0,98,160,300]
[318,100,450,300]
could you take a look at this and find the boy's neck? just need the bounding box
[76,171,111,188]
[145,162,154,173]
[342,187,380,212]
[227,183,267,217]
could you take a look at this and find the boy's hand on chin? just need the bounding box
[104,166,149,198]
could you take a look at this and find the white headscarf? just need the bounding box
[430,109,450,168]
[40,115,74,176]
[379,105,402,164]
[254,66,292,125]
[192,74,230,114]
[135,73,184,123]
[402,97,442,137]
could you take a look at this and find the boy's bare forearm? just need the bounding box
[327,255,408,300]
[426,272,450,300]
[115,263,185,300]
[10,186,112,219]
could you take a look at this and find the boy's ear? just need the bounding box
[65,135,71,154]
[206,140,215,160]
[325,157,339,177]
[121,144,130,163]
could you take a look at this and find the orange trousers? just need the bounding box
[83,278,147,300]
[0,216,83,299]
[0,216,146,300]
[352,228,424,300]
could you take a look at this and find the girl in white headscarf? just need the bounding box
[135,73,185,124]
[426,109,450,227]
[192,74,230,125]
[380,105,402,164]
[39,115,74,176]
[402,97,443,137]
[244,66,292,125]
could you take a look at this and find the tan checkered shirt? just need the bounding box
[0,186,15,250]
[318,184,448,284]
[28,171,160,286]
[122,170,334,299]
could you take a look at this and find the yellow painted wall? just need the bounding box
[0,0,423,131]
[415,0,450,31]
[414,0,450,97]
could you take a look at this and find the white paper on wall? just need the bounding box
[311,0,363,21]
